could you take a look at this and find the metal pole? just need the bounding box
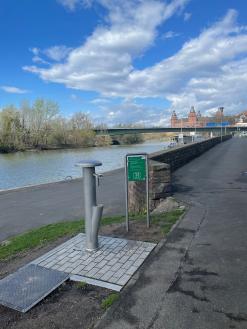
[221,119,223,142]
[83,166,96,249]
[219,106,224,142]
[75,160,103,252]
[125,155,129,232]
[146,155,150,228]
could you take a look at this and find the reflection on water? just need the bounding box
[0,141,167,190]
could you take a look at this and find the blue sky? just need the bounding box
[1,0,247,126]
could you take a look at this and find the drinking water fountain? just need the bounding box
[75,160,103,252]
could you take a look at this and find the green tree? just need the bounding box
[0,106,24,151]
[31,99,59,146]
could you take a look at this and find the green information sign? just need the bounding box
[127,155,147,181]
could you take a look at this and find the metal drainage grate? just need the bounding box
[0,264,68,313]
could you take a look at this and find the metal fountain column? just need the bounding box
[75,160,103,252]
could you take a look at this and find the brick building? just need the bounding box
[171,106,224,128]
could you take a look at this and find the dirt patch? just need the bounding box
[0,219,172,329]
[0,282,109,329]
[99,219,165,243]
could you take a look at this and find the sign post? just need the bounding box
[125,153,150,231]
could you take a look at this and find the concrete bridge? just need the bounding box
[94,126,247,135]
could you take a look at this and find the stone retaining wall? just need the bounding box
[128,135,232,213]
[150,135,232,172]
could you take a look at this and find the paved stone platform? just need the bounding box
[32,234,156,291]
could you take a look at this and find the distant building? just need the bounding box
[171,106,223,128]
[235,112,247,127]
[171,107,247,128]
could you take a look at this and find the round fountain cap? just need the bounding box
[75,160,102,168]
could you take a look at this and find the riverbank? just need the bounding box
[0,140,126,154]
[0,143,120,154]
[0,131,174,154]
[0,140,166,191]
[0,131,145,154]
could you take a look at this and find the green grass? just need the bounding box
[0,220,84,261]
[0,208,185,261]
[101,293,120,310]
[0,217,127,261]
[101,215,125,226]
[76,281,87,289]
[151,209,185,234]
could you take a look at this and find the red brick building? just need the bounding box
[171,106,224,128]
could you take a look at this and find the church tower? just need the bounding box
[171,110,178,127]
[197,110,202,126]
[215,107,224,122]
[188,106,197,126]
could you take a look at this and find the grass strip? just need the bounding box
[0,220,84,261]
[0,215,125,261]
[0,209,184,261]
[151,209,185,234]
[101,293,120,310]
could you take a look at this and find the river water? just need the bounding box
[0,140,167,190]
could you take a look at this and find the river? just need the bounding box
[0,140,167,190]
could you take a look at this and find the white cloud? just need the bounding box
[24,0,189,96]
[29,48,49,64]
[57,0,80,11]
[44,45,72,61]
[29,45,71,63]
[90,98,111,104]
[24,3,247,124]
[162,30,180,39]
[184,12,192,21]
[125,9,247,115]
[57,0,92,11]
[94,100,168,127]
[32,55,49,64]
[29,47,40,56]
[0,86,29,94]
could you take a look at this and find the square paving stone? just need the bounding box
[31,234,156,291]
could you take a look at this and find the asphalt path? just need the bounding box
[0,168,125,242]
[96,137,247,329]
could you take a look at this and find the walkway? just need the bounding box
[0,169,125,241]
[96,137,247,329]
